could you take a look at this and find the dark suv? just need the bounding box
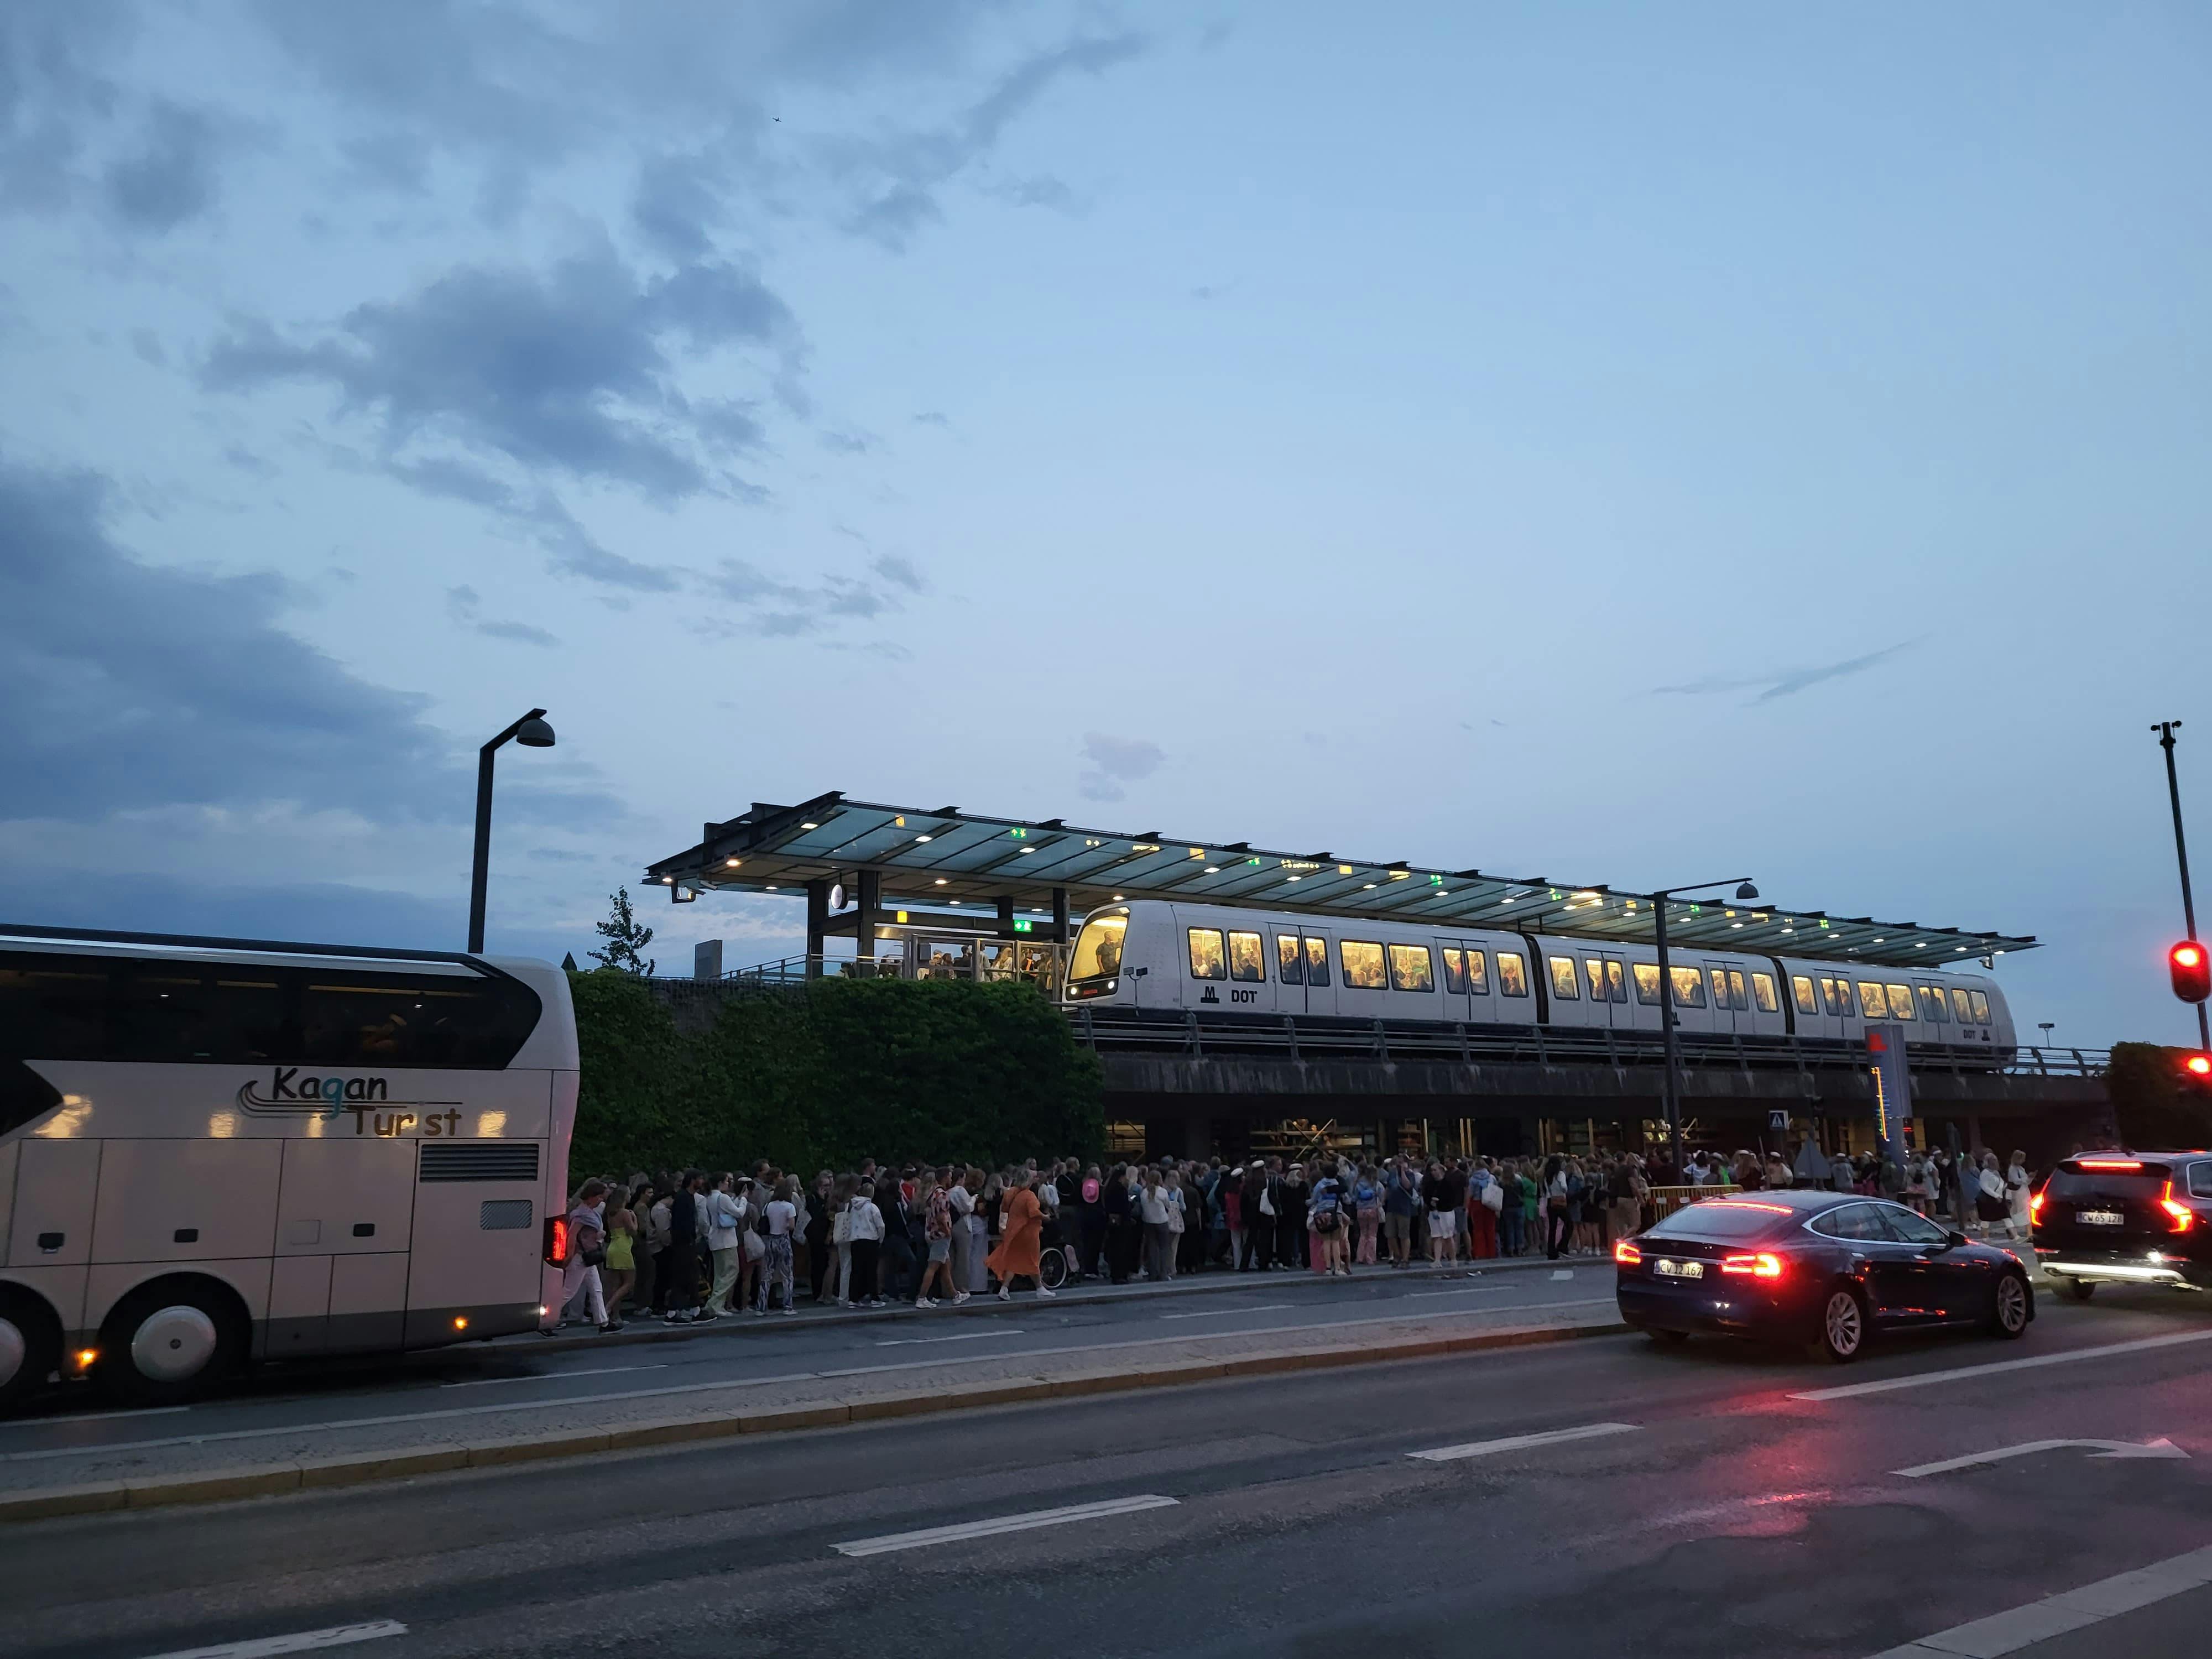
[2032,1152,2212,1298]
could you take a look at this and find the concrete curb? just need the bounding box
[513,1253,1574,1357]
[0,1316,1626,1525]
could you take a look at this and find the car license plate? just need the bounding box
[2076,1209,2125,1227]
[1655,1258,1704,1279]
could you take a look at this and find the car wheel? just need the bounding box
[1988,1271,2031,1339]
[1808,1285,1867,1364]
[97,1280,247,1405]
[2063,1279,2096,1302]
[0,1288,61,1413]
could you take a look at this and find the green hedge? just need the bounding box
[567,970,1106,1181]
[2105,1040,2212,1150]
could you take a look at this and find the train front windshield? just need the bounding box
[1067,914,1128,991]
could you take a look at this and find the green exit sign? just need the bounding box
[1013,919,1033,933]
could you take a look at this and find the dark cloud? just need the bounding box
[128,326,164,364]
[202,246,798,504]
[705,550,925,637]
[630,151,724,261]
[911,410,951,428]
[870,551,924,593]
[446,584,559,648]
[101,98,222,231]
[1078,731,1164,802]
[0,455,603,825]
[0,6,129,216]
[818,428,875,455]
[1655,640,1921,704]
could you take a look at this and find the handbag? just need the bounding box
[1481,1181,1504,1214]
[833,1208,852,1245]
[742,1228,766,1261]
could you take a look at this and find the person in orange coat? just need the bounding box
[987,1175,1052,1301]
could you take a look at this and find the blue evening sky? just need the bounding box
[2,2,2206,1045]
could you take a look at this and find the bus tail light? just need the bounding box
[544,1216,570,1266]
[1720,1252,1786,1279]
[1613,1239,1642,1266]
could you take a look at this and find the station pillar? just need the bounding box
[1051,886,1069,943]
[805,879,828,978]
[857,870,880,963]
[997,894,1016,937]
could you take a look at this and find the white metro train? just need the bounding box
[1062,900,2016,1057]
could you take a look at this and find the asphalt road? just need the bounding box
[8,1280,2212,1659]
[0,1259,1610,1469]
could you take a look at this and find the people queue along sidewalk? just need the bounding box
[550,1139,2048,1329]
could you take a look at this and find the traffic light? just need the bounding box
[2185,1052,2212,1081]
[2172,941,2211,1004]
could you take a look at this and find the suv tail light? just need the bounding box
[1720,1251,1786,1279]
[1614,1239,1642,1266]
[544,1215,570,1265]
[2030,1186,2046,1222]
[2160,1183,2194,1233]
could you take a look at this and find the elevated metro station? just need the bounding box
[644,792,2104,1166]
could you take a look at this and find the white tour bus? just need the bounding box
[0,926,578,1411]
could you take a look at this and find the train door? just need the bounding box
[1296,930,1334,1016]
[1705,960,1748,1035]
[1577,953,1626,1030]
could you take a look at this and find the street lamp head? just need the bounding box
[1734,881,1760,902]
[515,716,556,749]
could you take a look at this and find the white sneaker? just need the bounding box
[1038,1286,1056,1297]
[952,1291,970,1305]
[997,1286,1011,1301]
[781,1305,796,1316]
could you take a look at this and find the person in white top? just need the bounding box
[702,1173,748,1317]
[757,1178,799,1314]
[846,1181,886,1307]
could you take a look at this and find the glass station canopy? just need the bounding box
[644,792,2037,968]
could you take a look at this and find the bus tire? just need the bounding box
[0,1286,61,1413]
[97,1277,249,1405]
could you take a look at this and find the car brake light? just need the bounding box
[2160,1183,2194,1233]
[2030,1187,2045,1220]
[2077,1159,2143,1170]
[544,1215,570,1265]
[1720,1251,1786,1279]
[1614,1239,1642,1266]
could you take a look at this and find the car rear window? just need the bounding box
[2046,1167,2170,1203]
[1642,1202,1790,1241]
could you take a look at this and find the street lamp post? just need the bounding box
[467,707,556,954]
[1651,875,1760,1177]
[2153,721,2211,1051]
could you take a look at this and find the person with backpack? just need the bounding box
[1239,1163,1272,1271]
[660,1171,704,1323]
[1309,1164,1347,1275]
[1381,1157,1417,1267]
[1352,1164,1383,1266]
[1467,1161,1500,1259]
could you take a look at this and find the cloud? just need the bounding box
[446,584,559,648]
[0,455,487,824]
[1654,640,1921,705]
[871,551,924,592]
[1078,731,1164,802]
[911,410,951,428]
[705,550,926,636]
[101,99,224,232]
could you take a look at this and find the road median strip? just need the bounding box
[0,1312,1624,1523]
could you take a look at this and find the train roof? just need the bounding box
[645,794,2036,970]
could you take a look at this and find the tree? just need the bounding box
[2106,1041,2212,1149]
[588,886,656,976]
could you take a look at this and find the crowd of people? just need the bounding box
[549,1139,2046,1332]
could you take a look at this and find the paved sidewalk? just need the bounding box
[0,1292,1625,1521]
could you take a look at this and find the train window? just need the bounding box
[1276,936,1303,985]
[1792,976,1818,1016]
[1549,957,1581,1000]
[1670,966,1705,1008]
[1305,937,1331,988]
[1069,915,1127,981]
[1228,931,1265,983]
[1388,944,1434,992]
[1585,959,1607,1001]
[1340,941,1386,989]
[1857,982,1888,1019]
[1728,970,1750,1010]
[1886,983,1916,1020]
[1751,973,1780,1014]
[1706,967,1728,1007]
[1442,948,1467,995]
[1969,989,1991,1022]
[1823,978,1855,1017]
[1950,987,1973,1024]
[1496,952,1529,997]
[1186,930,1227,980]
[1633,963,1662,1005]
[1467,949,1490,993]
[1605,959,1627,1003]
[1917,985,1948,1022]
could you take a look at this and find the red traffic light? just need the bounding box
[2172,941,2211,1004]
[2186,1053,2212,1079]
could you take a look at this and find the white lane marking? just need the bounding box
[1864,1543,2212,1657]
[6,1296,1620,1463]
[1408,1421,1639,1463]
[832,1494,1178,1557]
[1407,1286,1504,1299]
[0,1405,191,1431]
[1159,1303,1293,1319]
[137,1619,407,1659]
[1893,1437,2189,1478]
[1794,1329,2212,1402]
[1551,1270,1574,1281]
[442,1364,669,1389]
[873,1329,1025,1348]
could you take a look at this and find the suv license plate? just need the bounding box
[1655,1259,1704,1279]
[2077,1209,2125,1227]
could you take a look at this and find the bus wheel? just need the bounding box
[99,1280,247,1405]
[0,1288,60,1412]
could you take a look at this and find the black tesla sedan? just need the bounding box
[1615,1189,2034,1363]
